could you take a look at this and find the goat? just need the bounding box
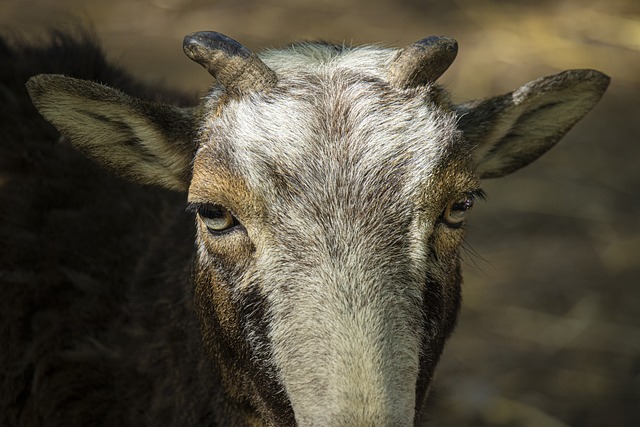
[0,31,609,426]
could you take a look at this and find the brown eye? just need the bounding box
[441,192,481,227]
[197,205,238,233]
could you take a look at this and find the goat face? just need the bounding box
[189,65,473,425]
[27,32,609,426]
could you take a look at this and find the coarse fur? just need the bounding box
[1,30,609,426]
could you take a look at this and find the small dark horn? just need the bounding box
[388,36,458,88]
[183,31,277,95]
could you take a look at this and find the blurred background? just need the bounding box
[1,0,638,425]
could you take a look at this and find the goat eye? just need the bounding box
[441,194,475,227]
[197,205,237,233]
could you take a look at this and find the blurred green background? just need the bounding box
[1,0,639,425]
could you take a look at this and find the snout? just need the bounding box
[266,272,425,427]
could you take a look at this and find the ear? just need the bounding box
[26,74,198,191]
[456,69,610,179]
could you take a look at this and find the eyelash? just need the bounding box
[187,203,240,235]
[439,189,486,228]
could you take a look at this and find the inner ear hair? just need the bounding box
[27,74,198,191]
[456,69,610,179]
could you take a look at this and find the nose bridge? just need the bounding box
[266,241,423,427]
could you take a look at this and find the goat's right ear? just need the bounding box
[456,69,609,179]
[26,74,198,192]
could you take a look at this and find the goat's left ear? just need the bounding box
[456,69,610,179]
[27,74,198,192]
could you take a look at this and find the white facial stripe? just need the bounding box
[258,244,426,426]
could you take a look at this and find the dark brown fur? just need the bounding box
[0,32,229,426]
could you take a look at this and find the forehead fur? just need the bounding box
[193,43,473,215]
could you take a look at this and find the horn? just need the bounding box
[183,31,277,95]
[388,36,458,88]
